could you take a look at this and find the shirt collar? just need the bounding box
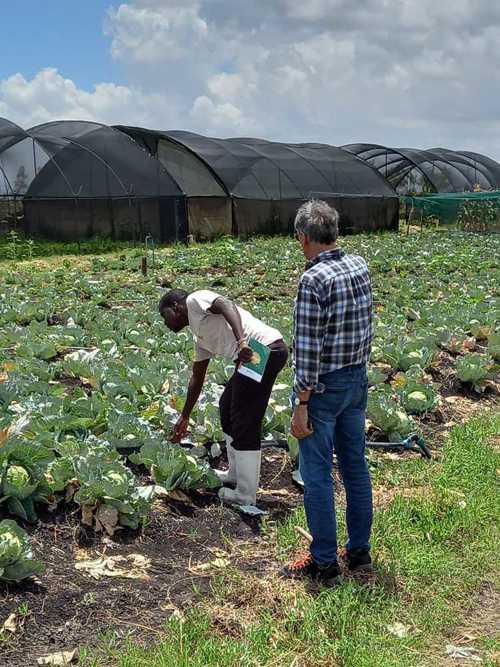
[306,247,345,269]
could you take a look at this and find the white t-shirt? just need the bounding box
[186,290,282,362]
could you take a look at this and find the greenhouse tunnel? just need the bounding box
[116,127,399,237]
[342,143,500,194]
[0,119,187,242]
[115,126,231,241]
[0,117,31,225]
[5,114,500,242]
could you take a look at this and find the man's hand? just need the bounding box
[237,342,253,364]
[291,406,313,440]
[170,415,189,443]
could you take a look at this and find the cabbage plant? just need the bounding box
[488,331,500,361]
[130,440,219,491]
[43,437,156,535]
[398,381,437,414]
[468,319,491,340]
[456,353,494,391]
[0,438,52,522]
[73,454,153,535]
[396,346,435,372]
[383,339,436,372]
[0,519,44,582]
[368,365,390,386]
[367,388,416,442]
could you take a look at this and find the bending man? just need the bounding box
[159,289,288,506]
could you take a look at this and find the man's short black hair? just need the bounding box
[159,289,188,313]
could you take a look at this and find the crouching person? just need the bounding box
[159,289,288,506]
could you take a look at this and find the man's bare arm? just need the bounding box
[182,359,210,418]
[170,359,210,442]
[209,296,245,342]
[209,297,253,362]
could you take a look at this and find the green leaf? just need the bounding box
[0,519,45,582]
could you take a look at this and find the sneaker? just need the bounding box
[342,548,373,573]
[281,554,341,587]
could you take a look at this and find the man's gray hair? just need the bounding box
[294,199,339,244]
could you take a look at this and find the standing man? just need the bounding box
[159,289,288,506]
[284,200,373,586]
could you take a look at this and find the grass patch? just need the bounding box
[83,414,499,667]
[0,230,139,261]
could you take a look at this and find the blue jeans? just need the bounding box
[299,364,372,565]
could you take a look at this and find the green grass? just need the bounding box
[0,230,139,261]
[82,414,500,667]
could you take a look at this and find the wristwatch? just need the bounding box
[294,397,309,406]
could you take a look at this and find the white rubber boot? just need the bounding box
[219,449,261,506]
[214,434,237,485]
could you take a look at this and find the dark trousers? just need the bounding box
[219,340,289,451]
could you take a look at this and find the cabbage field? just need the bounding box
[0,230,498,664]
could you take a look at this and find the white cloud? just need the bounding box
[207,72,253,102]
[190,95,257,134]
[101,0,500,156]
[106,2,208,64]
[2,0,500,160]
[0,68,177,129]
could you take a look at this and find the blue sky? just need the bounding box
[1,1,118,88]
[1,1,500,159]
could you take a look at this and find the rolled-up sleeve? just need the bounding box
[293,279,325,393]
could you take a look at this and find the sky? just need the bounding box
[1,0,500,159]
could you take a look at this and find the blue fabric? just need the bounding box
[298,364,372,565]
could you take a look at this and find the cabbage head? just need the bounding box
[399,382,437,414]
[408,391,427,406]
[0,519,45,582]
[45,457,75,493]
[398,347,434,372]
[386,410,415,442]
[404,365,427,382]
[102,469,131,499]
[370,345,385,363]
[433,326,452,347]
[0,524,23,565]
[2,465,37,500]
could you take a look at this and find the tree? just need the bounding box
[14,166,29,194]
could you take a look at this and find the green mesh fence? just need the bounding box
[403,191,500,232]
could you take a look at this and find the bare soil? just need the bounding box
[0,449,301,667]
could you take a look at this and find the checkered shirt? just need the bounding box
[293,248,373,393]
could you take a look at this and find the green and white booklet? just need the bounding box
[237,338,270,383]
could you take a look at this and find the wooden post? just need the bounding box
[141,256,147,276]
